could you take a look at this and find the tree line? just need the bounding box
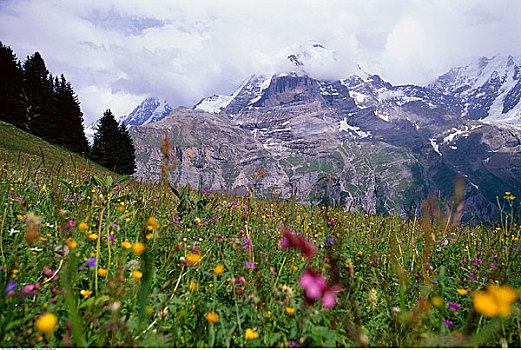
[0,42,135,175]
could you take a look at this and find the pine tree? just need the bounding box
[0,42,25,127]
[53,75,89,154]
[22,52,56,137]
[116,123,137,175]
[91,109,136,175]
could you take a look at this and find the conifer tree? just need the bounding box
[22,52,56,137]
[91,109,136,175]
[0,42,25,127]
[53,75,89,154]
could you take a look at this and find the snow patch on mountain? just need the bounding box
[429,138,442,156]
[339,118,371,138]
[194,79,249,113]
[443,126,469,143]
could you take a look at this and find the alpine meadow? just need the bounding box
[1,1,521,348]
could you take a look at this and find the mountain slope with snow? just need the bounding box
[430,55,521,124]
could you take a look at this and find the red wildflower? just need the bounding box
[281,227,315,259]
[299,268,340,309]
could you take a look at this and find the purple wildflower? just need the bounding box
[442,318,454,327]
[109,233,115,242]
[244,262,256,269]
[85,257,97,268]
[4,280,17,293]
[448,302,461,310]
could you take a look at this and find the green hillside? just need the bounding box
[0,119,520,347]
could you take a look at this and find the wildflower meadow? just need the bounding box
[0,131,520,347]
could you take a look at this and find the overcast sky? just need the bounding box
[1,0,521,125]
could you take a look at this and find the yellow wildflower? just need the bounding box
[88,233,98,240]
[80,289,93,298]
[205,312,219,323]
[473,291,499,317]
[457,288,468,296]
[35,313,57,335]
[189,280,199,292]
[121,241,132,249]
[66,240,77,249]
[431,295,443,308]
[78,222,88,231]
[186,253,201,266]
[245,328,258,340]
[285,307,295,315]
[473,284,520,318]
[146,233,153,240]
[98,268,108,277]
[214,264,224,276]
[132,270,143,279]
[147,216,159,231]
[132,242,146,255]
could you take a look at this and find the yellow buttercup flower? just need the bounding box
[245,328,258,340]
[35,313,58,335]
[132,270,143,279]
[457,288,468,296]
[80,289,93,298]
[132,242,146,255]
[205,312,219,323]
[285,307,295,315]
[88,233,98,240]
[214,264,224,276]
[78,222,88,231]
[98,268,108,277]
[121,241,132,249]
[186,253,201,266]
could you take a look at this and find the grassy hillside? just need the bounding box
[0,120,111,176]
[0,121,520,347]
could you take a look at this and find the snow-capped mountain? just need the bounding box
[131,46,521,221]
[119,97,173,129]
[85,97,173,143]
[430,55,521,124]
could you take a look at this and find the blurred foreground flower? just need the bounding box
[132,242,145,255]
[299,268,340,309]
[35,313,57,335]
[473,284,519,318]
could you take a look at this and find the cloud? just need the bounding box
[1,0,521,125]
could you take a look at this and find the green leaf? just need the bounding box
[92,175,105,187]
[114,175,131,185]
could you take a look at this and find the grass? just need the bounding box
[0,122,520,347]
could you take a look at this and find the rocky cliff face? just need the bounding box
[131,54,521,221]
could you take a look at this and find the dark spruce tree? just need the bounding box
[53,75,89,155]
[22,52,57,138]
[0,42,25,127]
[91,109,136,175]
